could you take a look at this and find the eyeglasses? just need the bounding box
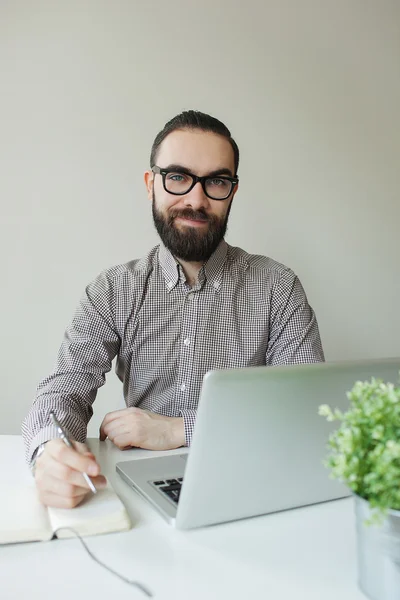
[152,166,238,201]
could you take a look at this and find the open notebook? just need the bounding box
[1,481,131,544]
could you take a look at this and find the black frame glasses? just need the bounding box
[152,166,238,201]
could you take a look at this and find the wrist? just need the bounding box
[30,441,48,475]
[170,417,185,448]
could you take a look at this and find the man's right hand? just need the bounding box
[34,439,107,508]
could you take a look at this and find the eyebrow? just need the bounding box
[163,164,234,178]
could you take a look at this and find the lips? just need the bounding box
[178,216,207,223]
[172,211,209,226]
[176,216,208,226]
[171,209,209,222]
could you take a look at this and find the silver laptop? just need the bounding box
[116,358,400,530]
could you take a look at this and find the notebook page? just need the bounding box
[48,482,131,539]
[0,484,52,544]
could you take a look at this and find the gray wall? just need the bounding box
[1,0,399,436]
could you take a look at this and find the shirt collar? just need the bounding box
[158,240,228,292]
[203,239,228,291]
[158,243,181,291]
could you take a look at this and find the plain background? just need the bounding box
[1,0,399,437]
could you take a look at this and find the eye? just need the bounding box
[208,178,228,187]
[166,172,190,183]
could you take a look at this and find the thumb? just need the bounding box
[72,441,95,457]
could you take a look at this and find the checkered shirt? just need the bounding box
[22,241,324,462]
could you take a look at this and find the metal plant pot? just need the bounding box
[355,495,400,600]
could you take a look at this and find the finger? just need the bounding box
[36,441,93,472]
[73,448,96,459]
[37,448,100,481]
[99,414,117,441]
[99,425,107,442]
[47,439,100,476]
[72,441,91,453]
[72,441,95,459]
[111,433,135,450]
[103,422,131,442]
[38,490,88,509]
[99,407,143,440]
[36,455,107,495]
[50,458,107,489]
[100,407,138,428]
[99,410,121,442]
[40,473,91,498]
[100,414,126,441]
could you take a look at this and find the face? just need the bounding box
[144,129,238,262]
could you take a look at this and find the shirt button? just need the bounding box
[180,383,186,392]
[183,338,190,346]
[186,293,194,301]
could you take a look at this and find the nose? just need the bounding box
[183,181,210,210]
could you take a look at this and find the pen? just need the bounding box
[49,411,97,494]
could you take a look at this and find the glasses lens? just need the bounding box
[164,172,193,194]
[205,178,232,199]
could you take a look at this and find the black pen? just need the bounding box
[50,411,97,494]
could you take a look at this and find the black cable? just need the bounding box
[54,527,153,597]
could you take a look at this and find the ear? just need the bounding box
[144,170,154,202]
[231,181,239,200]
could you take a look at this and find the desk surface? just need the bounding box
[0,435,365,600]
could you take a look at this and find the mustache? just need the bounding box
[168,208,211,223]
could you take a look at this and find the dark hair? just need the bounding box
[150,110,239,175]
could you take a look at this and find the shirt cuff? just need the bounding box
[28,423,75,465]
[179,409,197,446]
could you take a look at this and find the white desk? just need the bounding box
[0,435,365,600]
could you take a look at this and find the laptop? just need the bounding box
[116,357,400,530]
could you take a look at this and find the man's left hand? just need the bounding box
[99,407,185,450]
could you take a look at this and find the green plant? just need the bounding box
[319,375,400,519]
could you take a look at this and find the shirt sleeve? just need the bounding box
[266,268,324,365]
[21,270,121,464]
[179,409,197,446]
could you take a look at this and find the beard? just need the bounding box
[152,191,231,262]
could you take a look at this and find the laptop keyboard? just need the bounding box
[152,477,183,504]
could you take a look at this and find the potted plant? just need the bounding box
[319,375,400,600]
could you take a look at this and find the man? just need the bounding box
[22,110,324,509]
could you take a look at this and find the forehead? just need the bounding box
[155,129,235,175]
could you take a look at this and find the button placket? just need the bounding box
[176,292,198,403]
